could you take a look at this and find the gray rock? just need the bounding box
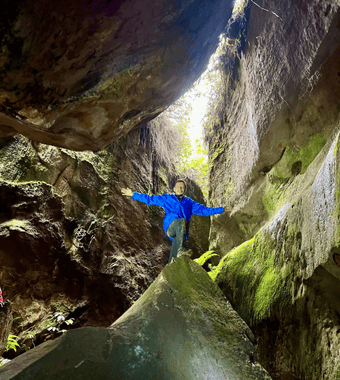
[0,0,233,151]
[0,257,271,380]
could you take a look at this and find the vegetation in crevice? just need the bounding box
[148,98,210,197]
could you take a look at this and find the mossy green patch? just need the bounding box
[262,181,284,216]
[270,134,326,181]
[194,250,219,266]
[0,219,36,235]
[262,134,326,218]
[210,228,292,325]
[335,365,340,380]
[299,134,327,171]
[62,148,116,183]
[253,270,281,321]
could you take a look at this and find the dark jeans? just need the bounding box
[166,218,187,263]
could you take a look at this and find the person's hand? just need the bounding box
[224,205,232,213]
[121,188,133,197]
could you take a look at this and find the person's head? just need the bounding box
[174,179,187,196]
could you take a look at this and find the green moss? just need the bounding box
[209,237,256,283]
[262,182,284,215]
[253,270,281,321]
[195,250,219,266]
[210,228,293,325]
[0,219,34,234]
[335,365,340,380]
[21,302,75,341]
[62,149,114,183]
[271,134,326,181]
[299,134,327,172]
[262,134,326,218]
[0,136,53,183]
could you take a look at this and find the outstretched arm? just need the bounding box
[121,188,165,207]
[192,200,226,216]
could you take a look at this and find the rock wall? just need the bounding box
[0,123,209,358]
[206,1,340,379]
[0,302,12,356]
[0,0,233,151]
[2,0,340,377]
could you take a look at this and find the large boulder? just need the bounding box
[0,0,232,151]
[0,257,271,379]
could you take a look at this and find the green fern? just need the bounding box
[6,334,20,352]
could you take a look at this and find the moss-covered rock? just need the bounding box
[205,132,340,379]
[0,257,271,379]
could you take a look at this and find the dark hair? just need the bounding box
[175,179,187,191]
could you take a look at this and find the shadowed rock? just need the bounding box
[0,302,13,356]
[0,0,232,151]
[0,257,271,379]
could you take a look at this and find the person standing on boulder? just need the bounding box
[121,179,228,263]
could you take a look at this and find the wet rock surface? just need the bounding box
[0,128,172,352]
[2,0,340,378]
[0,0,232,151]
[205,1,340,379]
[209,137,340,379]
[0,124,211,359]
[0,257,271,380]
[209,0,340,249]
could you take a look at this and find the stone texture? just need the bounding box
[0,302,13,356]
[2,0,340,378]
[0,0,232,151]
[208,0,340,251]
[0,127,173,353]
[0,257,271,380]
[209,121,340,380]
[204,1,340,379]
[0,121,211,359]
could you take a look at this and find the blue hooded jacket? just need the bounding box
[132,192,224,240]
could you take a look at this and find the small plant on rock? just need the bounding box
[46,313,74,338]
[6,334,20,352]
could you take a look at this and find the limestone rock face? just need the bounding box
[0,123,211,358]
[0,0,232,151]
[208,0,340,249]
[209,137,340,379]
[0,257,271,380]
[204,1,340,379]
[0,127,174,351]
